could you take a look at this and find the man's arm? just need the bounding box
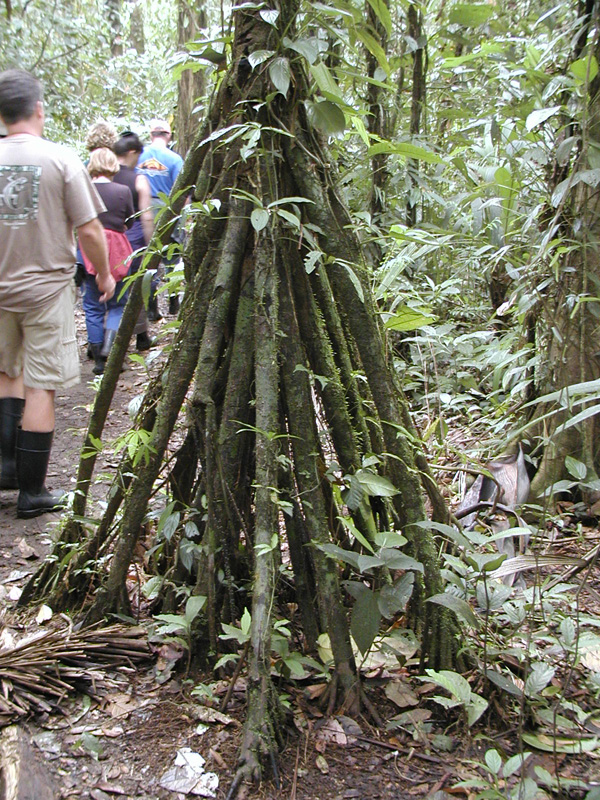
[135,174,154,244]
[77,218,116,301]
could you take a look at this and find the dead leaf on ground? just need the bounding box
[315,754,329,774]
[94,782,128,795]
[315,718,347,748]
[16,538,38,559]
[102,693,141,719]
[191,707,238,726]
[385,679,419,708]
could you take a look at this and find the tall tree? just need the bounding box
[25,0,460,790]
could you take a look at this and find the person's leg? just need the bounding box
[0,374,25,489]
[100,281,127,359]
[83,275,107,374]
[0,314,25,489]
[16,288,76,518]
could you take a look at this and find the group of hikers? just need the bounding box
[80,118,183,374]
[0,68,184,519]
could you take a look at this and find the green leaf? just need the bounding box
[503,752,531,778]
[522,733,600,754]
[379,550,424,573]
[524,662,555,697]
[355,469,398,497]
[248,49,274,68]
[351,588,381,655]
[448,3,494,26]
[259,8,279,25]
[466,693,488,726]
[525,106,561,131]
[427,592,480,629]
[162,512,180,542]
[384,306,437,331]
[241,608,252,635]
[269,57,290,96]
[422,669,471,704]
[306,99,346,134]
[484,669,524,698]
[340,262,364,303]
[355,28,390,74]
[251,207,270,232]
[185,594,207,624]
[368,141,446,164]
[366,0,392,36]
[346,473,364,511]
[276,208,301,228]
[338,514,375,553]
[571,55,599,83]
[283,36,320,64]
[378,573,414,617]
[485,749,502,775]
[310,62,343,101]
[142,269,153,308]
[565,455,587,480]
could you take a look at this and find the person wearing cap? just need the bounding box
[0,69,115,519]
[137,119,184,317]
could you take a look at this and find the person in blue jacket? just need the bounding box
[138,119,184,317]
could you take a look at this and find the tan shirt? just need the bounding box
[0,134,105,311]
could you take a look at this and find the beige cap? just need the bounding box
[149,118,171,134]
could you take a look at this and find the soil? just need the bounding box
[0,299,599,800]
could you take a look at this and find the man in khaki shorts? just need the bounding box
[0,69,115,518]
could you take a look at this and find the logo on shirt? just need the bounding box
[138,157,167,174]
[0,165,41,224]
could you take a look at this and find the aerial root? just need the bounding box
[317,669,383,726]
[226,724,279,800]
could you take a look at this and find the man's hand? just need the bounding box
[96,272,116,302]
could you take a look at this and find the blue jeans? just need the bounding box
[82,274,128,344]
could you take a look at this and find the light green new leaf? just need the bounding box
[522,733,600,754]
[355,469,398,497]
[368,141,446,164]
[248,49,274,68]
[185,594,207,624]
[384,306,437,331]
[251,208,269,232]
[366,0,392,36]
[449,4,495,26]
[570,55,599,83]
[269,57,290,96]
[423,669,471,704]
[525,106,561,131]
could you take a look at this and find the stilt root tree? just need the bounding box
[25,0,459,791]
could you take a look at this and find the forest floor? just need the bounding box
[0,296,599,799]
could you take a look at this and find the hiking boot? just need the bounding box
[0,397,24,489]
[136,332,156,351]
[90,343,105,375]
[16,429,66,519]
[168,295,180,316]
[147,294,162,322]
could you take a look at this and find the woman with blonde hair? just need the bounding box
[79,147,134,374]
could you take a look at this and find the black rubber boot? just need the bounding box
[147,293,162,322]
[90,343,105,375]
[0,397,24,489]
[136,332,156,351]
[16,429,66,519]
[100,328,117,359]
[168,295,180,316]
[86,343,94,360]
